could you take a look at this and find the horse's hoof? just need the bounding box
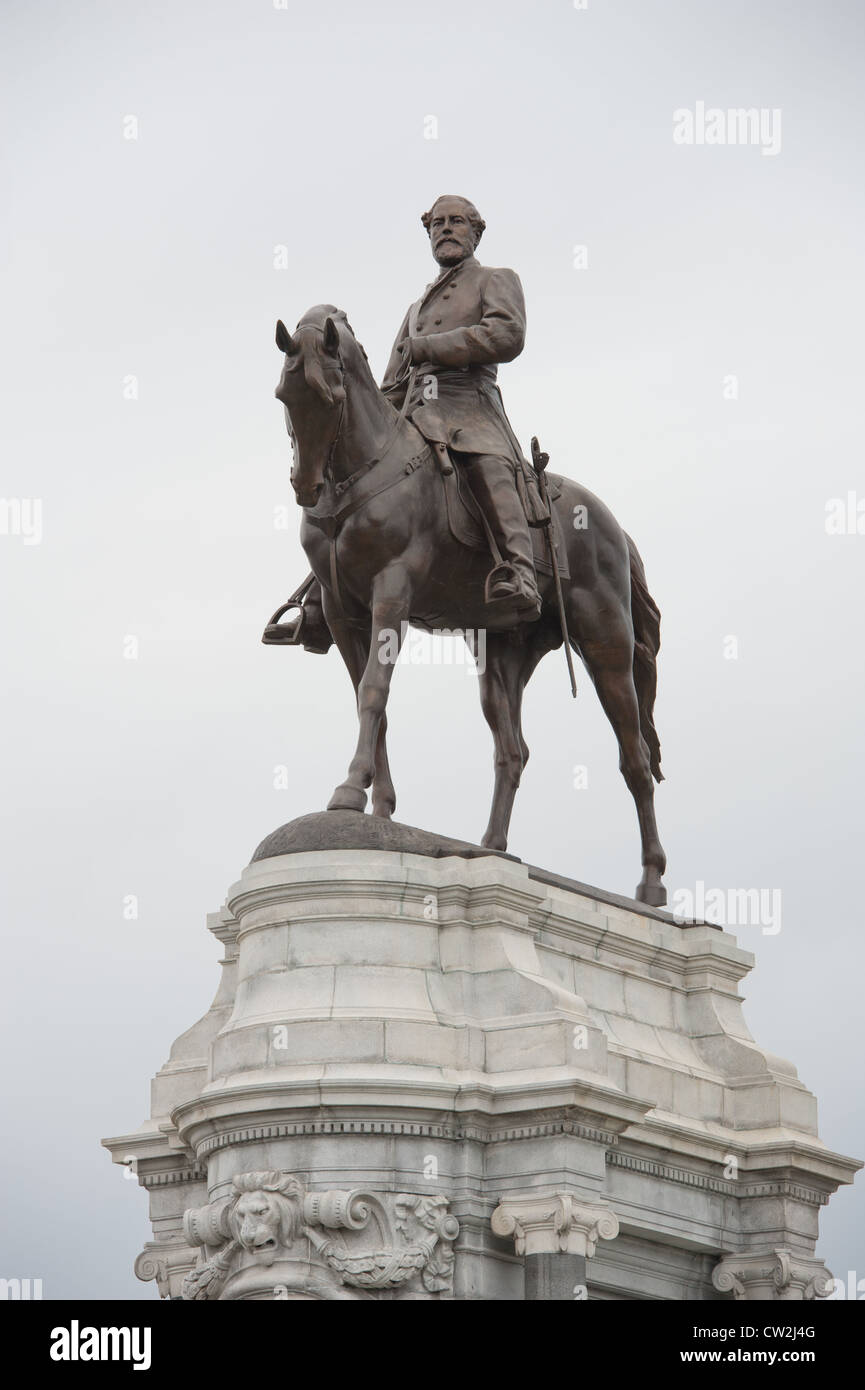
[327,785,368,813]
[481,833,508,852]
[372,802,395,820]
[636,880,667,908]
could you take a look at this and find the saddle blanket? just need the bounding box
[440,456,570,581]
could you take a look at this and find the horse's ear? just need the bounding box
[275,319,294,353]
[323,316,340,357]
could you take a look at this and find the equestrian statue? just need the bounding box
[262,195,667,906]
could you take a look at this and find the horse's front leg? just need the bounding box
[371,716,397,820]
[316,593,396,819]
[327,569,410,814]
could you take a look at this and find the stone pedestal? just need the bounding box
[102,813,860,1300]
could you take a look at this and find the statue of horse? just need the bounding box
[272,305,667,906]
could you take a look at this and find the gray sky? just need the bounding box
[1,0,863,1298]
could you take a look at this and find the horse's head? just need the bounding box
[274,305,348,507]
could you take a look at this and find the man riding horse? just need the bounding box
[263,194,542,650]
[264,211,667,904]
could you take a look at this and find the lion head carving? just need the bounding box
[229,1171,306,1257]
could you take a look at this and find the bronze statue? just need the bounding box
[263,196,667,906]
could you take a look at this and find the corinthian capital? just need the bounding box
[491,1194,619,1258]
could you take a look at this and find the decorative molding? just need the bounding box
[607,1152,829,1207]
[194,1114,621,1158]
[139,1166,206,1190]
[195,1121,458,1155]
[741,1180,829,1207]
[179,1171,459,1300]
[712,1249,834,1302]
[491,1194,619,1259]
[609,1150,736,1194]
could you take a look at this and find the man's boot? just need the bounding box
[463,454,542,620]
[262,578,334,654]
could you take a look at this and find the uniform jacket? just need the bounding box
[380,255,527,461]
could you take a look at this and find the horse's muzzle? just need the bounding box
[292,481,323,508]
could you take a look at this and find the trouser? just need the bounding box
[459,452,538,593]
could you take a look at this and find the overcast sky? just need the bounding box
[1,0,863,1298]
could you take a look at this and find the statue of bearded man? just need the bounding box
[264,194,541,651]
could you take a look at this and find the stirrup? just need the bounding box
[484,562,540,610]
[261,598,304,646]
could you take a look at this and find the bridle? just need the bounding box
[288,323,348,490]
[284,320,428,628]
[290,322,415,502]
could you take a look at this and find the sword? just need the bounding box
[531,436,577,698]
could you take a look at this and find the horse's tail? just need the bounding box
[626,534,663,783]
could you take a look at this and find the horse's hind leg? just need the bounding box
[477,628,554,851]
[578,615,667,905]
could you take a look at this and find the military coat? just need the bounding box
[380,254,527,462]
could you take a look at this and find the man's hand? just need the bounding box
[409,336,429,365]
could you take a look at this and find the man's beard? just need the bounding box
[435,239,469,264]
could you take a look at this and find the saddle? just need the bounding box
[438,448,570,581]
[262,428,570,646]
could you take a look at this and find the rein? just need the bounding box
[295,325,422,624]
[331,367,416,499]
[296,322,415,501]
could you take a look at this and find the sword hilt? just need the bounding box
[531,436,550,474]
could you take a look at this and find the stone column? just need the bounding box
[712,1250,835,1301]
[491,1194,619,1300]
